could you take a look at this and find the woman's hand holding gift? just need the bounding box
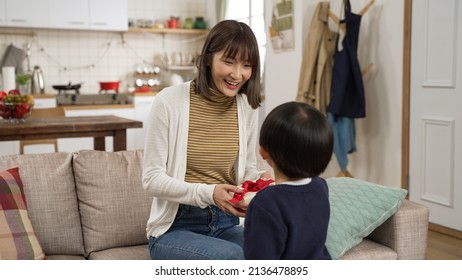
[213,184,247,217]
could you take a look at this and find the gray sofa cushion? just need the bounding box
[0,153,85,257]
[73,150,153,256]
[88,245,150,260]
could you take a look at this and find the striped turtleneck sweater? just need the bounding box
[184,80,239,185]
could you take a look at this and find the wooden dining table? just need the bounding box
[0,115,143,151]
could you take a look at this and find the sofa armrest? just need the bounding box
[368,199,430,259]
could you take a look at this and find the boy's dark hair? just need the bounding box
[259,102,334,178]
[195,20,262,109]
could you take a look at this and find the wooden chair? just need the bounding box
[19,107,65,154]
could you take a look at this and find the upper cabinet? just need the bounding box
[1,0,127,31]
[0,0,6,26]
[89,0,127,31]
[5,0,50,28]
[49,0,89,29]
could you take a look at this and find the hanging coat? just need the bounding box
[296,2,336,115]
[328,0,365,172]
[327,0,366,118]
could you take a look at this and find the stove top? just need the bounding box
[56,89,80,95]
[56,93,133,106]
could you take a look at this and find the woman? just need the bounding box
[142,20,269,260]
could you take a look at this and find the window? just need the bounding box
[225,0,266,79]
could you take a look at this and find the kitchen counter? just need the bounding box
[30,94,57,99]
[63,104,134,110]
[133,92,158,96]
[29,92,156,111]
[31,92,158,98]
[56,93,134,106]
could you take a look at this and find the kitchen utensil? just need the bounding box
[135,78,144,87]
[52,82,82,94]
[147,79,160,87]
[31,65,45,94]
[2,66,15,92]
[165,52,182,66]
[0,44,26,73]
[99,81,120,93]
[136,85,151,93]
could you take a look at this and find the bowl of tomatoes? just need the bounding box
[0,90,35,123]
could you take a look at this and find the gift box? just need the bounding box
[229,178,274,204]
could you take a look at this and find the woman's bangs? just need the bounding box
[223,37,253,62]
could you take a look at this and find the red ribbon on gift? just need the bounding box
[229,178,275,204]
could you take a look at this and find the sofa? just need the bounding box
[0,150,429,260]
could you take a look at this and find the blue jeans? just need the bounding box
[148,204,244,260]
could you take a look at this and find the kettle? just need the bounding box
[31,65,45,94]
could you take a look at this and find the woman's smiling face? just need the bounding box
[210,50,252,97]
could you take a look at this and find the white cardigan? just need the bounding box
[142,81,262,238]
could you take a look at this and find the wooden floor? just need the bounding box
[426,230,462,260]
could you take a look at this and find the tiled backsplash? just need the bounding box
[0,0,210,94]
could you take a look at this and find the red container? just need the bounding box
[99,81,120,91]
[168,19,180,28]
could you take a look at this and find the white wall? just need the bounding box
[264,0,404,187]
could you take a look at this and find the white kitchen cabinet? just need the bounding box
[1,0,127,31]
[89,0,127,31]
[0,141,17,157]
[133,95,155,150]
[49,0,89,30]
[33,97,57,108]
[5,0,49,28]
[0,0,6,26]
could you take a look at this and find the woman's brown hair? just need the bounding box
[195,20,262,109]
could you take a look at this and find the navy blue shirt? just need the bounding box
[244,177,331,260]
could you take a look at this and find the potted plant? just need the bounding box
[16,73,32,94]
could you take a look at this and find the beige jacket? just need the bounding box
[296,2,337,114]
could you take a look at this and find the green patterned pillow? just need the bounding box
[325,177,407,259]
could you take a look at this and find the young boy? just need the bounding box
[244,101,333,260]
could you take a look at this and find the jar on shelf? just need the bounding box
[183,18,194,29]
[168,16,180,29]
[193,17,206,29]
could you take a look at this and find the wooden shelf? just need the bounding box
[128,28,208,35]
[168,65,196,71]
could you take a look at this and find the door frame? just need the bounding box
[402,0,462,239]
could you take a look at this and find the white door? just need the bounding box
[409,0,462,231]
